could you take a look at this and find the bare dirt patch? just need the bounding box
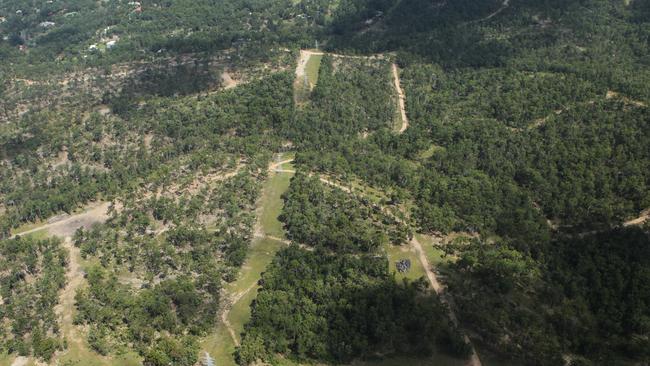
[623,209,650,227]
[10,202,111,239]
[10,356,28,366]
[221,71,239,90]
[391,63,409,133]
[606,90,647,107]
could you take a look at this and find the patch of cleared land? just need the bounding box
[383,242,426,281]
[391,63,409,133]
[305,54,323,86]
[10,202,111,239]
[5,202,141,366]
[201,155,293,364]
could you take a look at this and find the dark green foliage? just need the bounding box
[75,266,215,362]
[284,56,396,148]
[443,229,650,365]
[548,228,650,359]
[237,246,468,365]
[280,173,407,252]
[143,336,199,366]
[0,236,67,360]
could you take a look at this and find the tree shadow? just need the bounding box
[104,60,221,116]
[324,0,588,68]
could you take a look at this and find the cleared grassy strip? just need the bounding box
[201,322,237,366]
[415,233,449,266]
[305,54,323,85]
[10,220,47,236]
[201,166,293,364]
[259,172,292,238]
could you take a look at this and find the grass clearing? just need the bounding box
[383,243,426,281]
[201,321,238,366]
[0,353,13,366]
[259,172,292,238]
[10,221,46,236]
[200,162,294,364]
[416,233,449,266]
[305,54,323,85]
[417,144,444,161]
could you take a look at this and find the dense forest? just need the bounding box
[1,0,649,365]
[280,173,409,252]
[0,236,67,360]
[238,245,469,364]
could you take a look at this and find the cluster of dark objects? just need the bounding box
[396,259,411,273]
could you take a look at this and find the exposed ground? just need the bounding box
[201,154,294,365]
[474,0,510,22]
[10,202,111,239]
[623,209,650,227]
[221,70,240,90]
[391,63,409,133]
[6,201,140,366]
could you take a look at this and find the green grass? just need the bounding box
[57,347,141,366]
[16,228,50,241]
[259,172,292,238]
[10,220,46,236]
[201,322,238,366]
[0,353,14,366]
[383,243,426,281]
[305,54,323,85]
[200,162,294,365]
[416,233,449,267]
[417,144,445,161]
[226,237,286,294]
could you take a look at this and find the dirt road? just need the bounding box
[411,236,482,366]
[623,209,650,227]
[221,70,239,90]
[474,0,510,22]
[391,63,409,133]
[54,238,86,356]
[10,202,111,239]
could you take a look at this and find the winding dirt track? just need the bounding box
[296,50,407,133]
[271,158,482,365]
[475,0,510,22]
[391,63,409,133]
[411,236,482,366]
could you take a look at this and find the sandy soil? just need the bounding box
[411,236,482,366]
[10,356,28,366]
[475,0,510,22]
[221,71,239,90]
[10,202,111,239]
[606,90,647,107]
[391,63,409,133]
[268,159,294,172]
[53,237,86,356]
[623,209,650,227]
